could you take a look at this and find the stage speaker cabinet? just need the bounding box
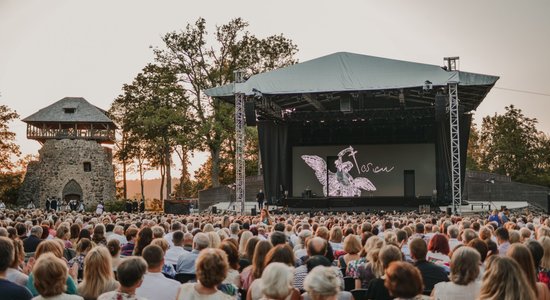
[212,206,217,214]
[251,207,257,216]
[245,101,257,126]
[446,207,452,215]
[435,94,447,122]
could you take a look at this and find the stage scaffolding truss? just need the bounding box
[234,70,246,214]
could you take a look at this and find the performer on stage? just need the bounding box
[45,197,51,211]
[139,199,145,213]
[256,189,265,210]
[96,201,104,215]
[27,200,35,209]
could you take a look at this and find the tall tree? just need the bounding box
[0,104,20,172]
[477,105,550,186]
[154,17,298,187]
[466,121,482,171]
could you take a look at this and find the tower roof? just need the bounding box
[22,97,114,124]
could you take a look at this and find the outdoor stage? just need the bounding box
[206,52,499,213]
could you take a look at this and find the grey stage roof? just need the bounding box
[23,97,115,124]
[205,52,499,117]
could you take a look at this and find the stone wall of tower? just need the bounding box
[18,139,116,209]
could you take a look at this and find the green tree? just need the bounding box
[154,17,298,188]
[477,105,550,186]
[0,104,20,172]
[466,121,482,171]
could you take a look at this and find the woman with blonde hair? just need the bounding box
[27,239,79,296]
[207,231,222,249]
[241,240,272,290]
[478,255,537,300]
[329,226,344,251]
[506,243,549,300]
[32,253,83,300]
[78,246,119,300]
[6,238,29,286]
[537,235,550,288]
[353,236,385,289]
[304,265,346,300]
[432,246,481,300]
[251,262,300,300]
[337,235,361,270]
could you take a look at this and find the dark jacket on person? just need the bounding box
[414,259,449,291]
[23,235,42,253]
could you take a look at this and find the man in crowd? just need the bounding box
[495,227,511,256]
[23,225,43,253]
[165,231,185,266]
[136,245,180,300]
[176,232,209,274]
[164,222,182,248]
[409,237,448,291]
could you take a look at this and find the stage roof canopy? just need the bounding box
[205,52,499,120]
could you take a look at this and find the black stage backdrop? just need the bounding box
[258,120,289,204]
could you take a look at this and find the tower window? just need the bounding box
[64,108,76,113]
[83,162,91,172]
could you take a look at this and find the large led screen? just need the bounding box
[292,144,436,197]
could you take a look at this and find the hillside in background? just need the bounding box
[125,178,179,200]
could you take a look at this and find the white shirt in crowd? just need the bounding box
[165,245,187,266]
[136,272,180,300]
[164,232,175,248]
[107,233,127,245]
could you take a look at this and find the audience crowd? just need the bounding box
[0,206,549,300]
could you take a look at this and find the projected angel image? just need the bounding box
[301,146,376,197]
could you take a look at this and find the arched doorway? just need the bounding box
[63,179,83,202]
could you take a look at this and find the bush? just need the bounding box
[105,199,125,212]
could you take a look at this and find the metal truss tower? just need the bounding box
[445,57,462,215]
[234,70,246,214]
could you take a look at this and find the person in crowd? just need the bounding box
[176,232,210,274]
[409,237,448,292]
[353,235,385,289]
[303,264,351,300]
[136,244,180,300]
[294,237,328,290]
[56,225,73,249]
[164,230,185,265]
[238,231,254,270]
[77,228,92,244]
[107,226,127,245]
[106,239,123,271]
[328,226,344,252]
[121,228,138,256]
[98,257,148,300]
[220,240,241,288]
[495,227,511,256]
[488,209,501,227]
[69,224,81,247]
[241,239,273,291]
[27,239,79,296]
[478,255,537,300]
[92,224,108,246]
[132,227,153,256]
[337,234,361,271]
[6,238,29,287]
[506,243,549,300]
[77,246,119,300]
[384,261,424,300]
[0,237,33,300]
[260,208,272,225]
[95,201,104,216]
[32,252,83,300]
[176,248,234,300]
[150,238,176,278]
[23,225,43,253]
[239,237,262,289]
[69,238,93,279]
[163,222,182,248]
[426,234,450,266]
[431,246,481,300]
[257,262,300,300]
[365,244,403,300]
[537,235,550,287]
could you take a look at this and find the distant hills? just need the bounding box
[124,178,179,200]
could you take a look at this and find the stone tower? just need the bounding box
[18,97,116,209]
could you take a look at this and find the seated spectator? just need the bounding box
[77,246,119,300]
[220,240,241,288]
[478,255,537,300]
[183,232,194,252]
[69,238,93,278]
[238,232,255,271]
[106,239,123,271]
[121,228,138,256]
[107,225,127,245]
[241,239,272,291]
[538,236,550,287]
[426,234,450,266]
[32,252,83,300]
[133,227,153,256]
[432,246,481,300]
[176,248,233,300]
[0,236,32,300]
[294,237,328,290]
[409,238,448,292]
[150,238,176,277]
[98,257,148,300]
[495,227,511,256]
[384,261,424,300]
[6,238,29,287]
[23,225,42,253]
[303,265,351,300]
[354,236,385,289]
[337,235,361,271]
[248,262,299,300]
[365,245,402,300]
[176,232,210,274]
[164,231,185,266]
[27,239,79,296]
[507,243,549,300]
[136,244,180,300]
[56,225,73,249]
